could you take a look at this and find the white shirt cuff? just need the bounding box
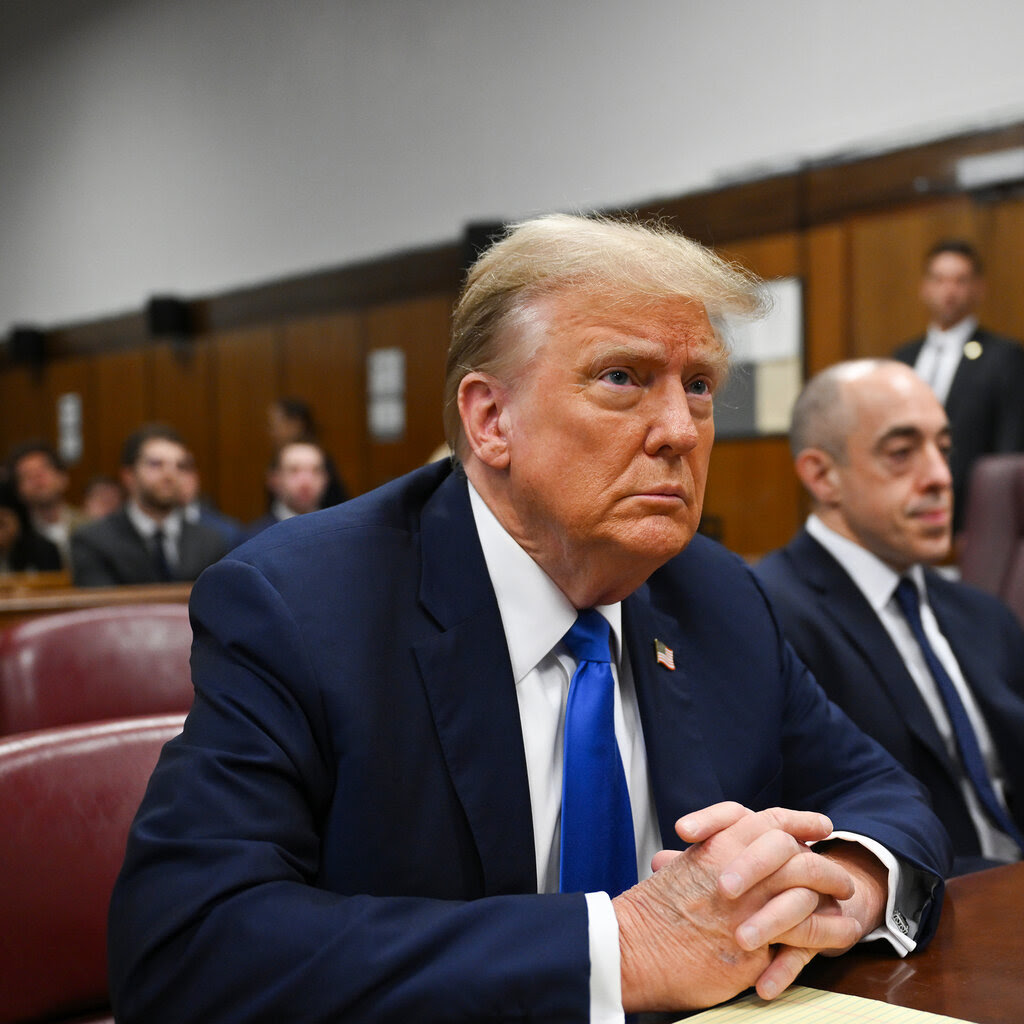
[825,830,916,955]
[585,891,626,1023]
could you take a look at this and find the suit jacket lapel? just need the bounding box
[412,470,537,896]
[943,325,996,423]
[790,531,956,777]
[624,583,723,849]
[927,575,1024,808]
[116,509,163,579]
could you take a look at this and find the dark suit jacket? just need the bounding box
[755,529,1024,873]
[108,463,950,1024]
[893,327,1024,531]
[4,525,62,572]
[70,507,227,586]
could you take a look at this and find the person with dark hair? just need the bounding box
[70,424,227,587]
[248,440,329,537]
[267,397,350,506]
[0,481,61,574]
[110,216,950,1024]
[892,239,1024,533]
[8,440,85,567]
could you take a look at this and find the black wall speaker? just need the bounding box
[9,326,46,366]
[146,295,193,338]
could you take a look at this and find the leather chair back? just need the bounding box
[959,453,1024,626]
[0,714,185,1024]
[0,603,193,735]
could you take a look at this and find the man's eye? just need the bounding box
[602,369,633,386]
[686,378,711,396]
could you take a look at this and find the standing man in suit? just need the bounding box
[756,359,1024,876]
[71,424,227,586]
[110,216,951,1024]
[892,239,1024,533]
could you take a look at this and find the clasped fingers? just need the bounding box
[718,831,854,903]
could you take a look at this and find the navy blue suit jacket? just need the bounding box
[109,463,951,1023]
[756,529,1024,873]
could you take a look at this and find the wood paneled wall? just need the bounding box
[5,124,1024,554]
[0,298,453,524]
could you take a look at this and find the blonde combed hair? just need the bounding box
[443,212,769,456]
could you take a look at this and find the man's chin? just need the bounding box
[620,518,697,563]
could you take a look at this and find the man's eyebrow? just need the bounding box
[874,424,951,447]
[587,335,726,369]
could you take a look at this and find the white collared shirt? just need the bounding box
[807,515,1019,862]
[913,315,977,405]
[271,499,299,522]
[468,482,660,1023]
[125,500,182,571]
[469,485,924,1021]
[31,506,74,564]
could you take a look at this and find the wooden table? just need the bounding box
[0,581,192,628]
[802,861,1024,1023]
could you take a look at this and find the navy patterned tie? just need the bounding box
[894,578,1023,849]
[559,610,638,897]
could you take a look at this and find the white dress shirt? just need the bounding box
[807,515,1020,862]
[913,315,977,405]
[470,486,925,1021]
[125,501,182,571]
[468,483,660,1023]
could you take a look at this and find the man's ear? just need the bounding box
[458,372,511,470]
[794,448,841,506]
[119,466,135,495]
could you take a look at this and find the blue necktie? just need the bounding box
[559,610,638,897]
[894,578,1023,849]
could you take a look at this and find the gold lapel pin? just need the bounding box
[964,339,983,360]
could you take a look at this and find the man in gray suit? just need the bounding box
[71,424,226,586]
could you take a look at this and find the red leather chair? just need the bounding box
[0,603,194,735]
[958,453,1024,627]
[0,713,185,1024]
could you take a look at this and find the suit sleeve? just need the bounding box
[107,557,591,1024]
[69,528,121,586]
[773,634,950,945]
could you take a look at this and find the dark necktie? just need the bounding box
[151,528,173,582]
[894,578,1023,848]
[559,609,638,897]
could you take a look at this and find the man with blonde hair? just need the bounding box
[111,216,949,1023]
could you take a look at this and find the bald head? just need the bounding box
[789,360,954,570]
[790,359,903,462]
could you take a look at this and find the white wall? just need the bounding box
[3,0,1024,330]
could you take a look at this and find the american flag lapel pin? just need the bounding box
[654,639,675,670]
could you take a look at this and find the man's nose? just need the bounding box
[922,443,953,489]
[644,383,700,455]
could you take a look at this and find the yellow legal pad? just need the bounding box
[680,985,977,1023]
